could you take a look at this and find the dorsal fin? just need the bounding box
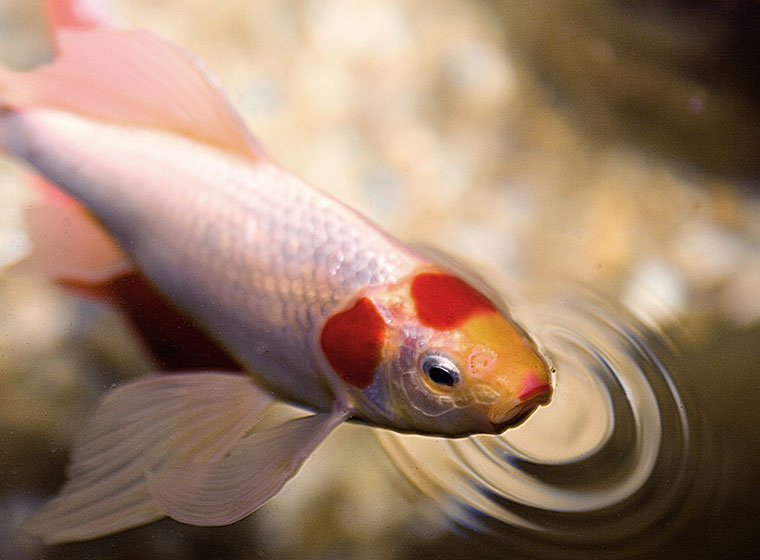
[2,16,267,159]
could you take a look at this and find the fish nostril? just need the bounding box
[467,345,497,378]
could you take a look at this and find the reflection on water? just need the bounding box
[379,288,752,558]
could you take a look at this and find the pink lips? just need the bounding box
[518,371,552,403]
[487,371,553,430]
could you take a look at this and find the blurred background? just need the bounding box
[1,1,759,558]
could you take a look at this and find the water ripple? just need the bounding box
[378,290,701,558]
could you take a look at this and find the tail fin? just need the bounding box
[1,0,267,159]
[44,0,119,33]
[1,0,113,107]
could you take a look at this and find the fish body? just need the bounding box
[2,108,419,413]
[0,0,553,543]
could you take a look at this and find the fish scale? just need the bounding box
[1,108,421,408]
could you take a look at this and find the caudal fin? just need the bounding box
[44,0,119,33]
[1,0,112,107]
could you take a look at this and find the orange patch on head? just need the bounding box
[320,297,386,389]
[410,272,496,330]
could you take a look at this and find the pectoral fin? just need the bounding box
[22,372,272,544]
[147,405,348,526]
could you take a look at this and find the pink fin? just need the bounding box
[1,23,266,159]
[11,175,132,283]
[45,0,118,32]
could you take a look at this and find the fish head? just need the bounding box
[385,269,553,435]
[320,267,553,436]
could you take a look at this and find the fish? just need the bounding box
[0,0,553,544]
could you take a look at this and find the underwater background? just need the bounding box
[1,1,759,558]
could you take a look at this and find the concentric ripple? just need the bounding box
[378,290,700,558]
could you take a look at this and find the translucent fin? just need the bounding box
[45,0,119,32]
[22,372,273,544]
[147,405,348,526]
[1,25,266,159]
[11,175,132,283]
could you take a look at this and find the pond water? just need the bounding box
[1,1,758,559]
[380,286,759,558]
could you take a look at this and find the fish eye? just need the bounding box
[419,352,461,388]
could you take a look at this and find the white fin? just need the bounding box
[22,372,273,544]
[11,176,132,282]
[147,405,348,526]
[1,25,266,159]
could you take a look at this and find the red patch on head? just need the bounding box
[411,272,496,330]
[320,297,385,389]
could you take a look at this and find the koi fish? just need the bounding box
[0,0,552,544]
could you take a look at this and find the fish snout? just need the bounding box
[487,371,552,431]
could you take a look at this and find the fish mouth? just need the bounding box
[488,384,552,432]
